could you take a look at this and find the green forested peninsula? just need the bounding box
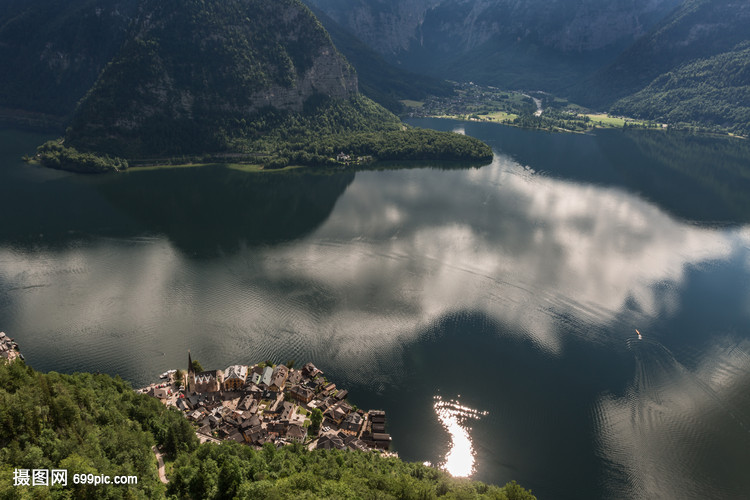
[0,361,535,499]
[48,0,491,172]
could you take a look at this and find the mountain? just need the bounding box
[0,0,138,121]
[306,0,682,91]
[610,42,750,135]
[579,0,750,107]
[303,2,453,112]
[65,0,360,157]
[36,0,491,168]
[0,0,446,123]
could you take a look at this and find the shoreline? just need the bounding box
[138,359,396,456]
[414,113,748,139]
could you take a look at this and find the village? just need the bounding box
[0,332,22,363]
[139,352,393,455]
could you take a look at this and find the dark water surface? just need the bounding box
[2,122,750,499]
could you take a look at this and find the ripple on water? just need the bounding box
[595,334,750,499]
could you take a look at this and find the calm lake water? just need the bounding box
[2,120,750,499]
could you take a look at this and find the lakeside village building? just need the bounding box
[141,351,392,453]
[0,332,22,363]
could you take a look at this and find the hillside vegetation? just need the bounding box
[610,42,750,136]
[579,0,750,110]
[0,360,194,498]
[0,0,137,118]
[0,361,535,499]
[57,0,491,168]
[65,0,357,158]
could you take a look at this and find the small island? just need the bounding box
[139,354,393,454]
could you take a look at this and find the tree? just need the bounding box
[310,408,323,434]
[192,359,204,373]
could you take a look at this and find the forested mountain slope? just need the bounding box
[579,0,750,108]
[65,0,359,157]
[23,0,490,169]
[0,0,137,118]
[610,42,750,135]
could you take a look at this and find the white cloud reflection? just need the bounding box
[1,155,746,381]
[2,152,750,495]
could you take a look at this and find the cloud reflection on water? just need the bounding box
[254,155,740,361]
[2,150,750,496]
[1,155,746,378]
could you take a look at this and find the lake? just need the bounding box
[2,120,750,499]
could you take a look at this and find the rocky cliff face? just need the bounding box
[307,0,443,55]
[307,0,682,89]
[310,0,681,57]
[225,46,357,115]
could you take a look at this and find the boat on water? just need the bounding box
[636,329,642,340]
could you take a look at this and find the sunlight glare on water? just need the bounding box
[434,396,489,477]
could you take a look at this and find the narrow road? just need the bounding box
[152,446,168,484]
[533,97,543,117]
[521,93,544,116]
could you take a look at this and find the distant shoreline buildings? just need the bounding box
[140,352,392,454]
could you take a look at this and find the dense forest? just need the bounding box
[0,0,137,118]
[167,441,535,500]
[0,361,535,499]
[610,42,750,136]
[55,0,491,169]
[0,360,194,498]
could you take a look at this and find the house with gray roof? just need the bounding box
[260,366,273,387]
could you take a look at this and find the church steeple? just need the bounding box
[187,350,193,392]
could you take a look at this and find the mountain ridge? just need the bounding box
[307,0,682,91]
[577,0,750,107]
